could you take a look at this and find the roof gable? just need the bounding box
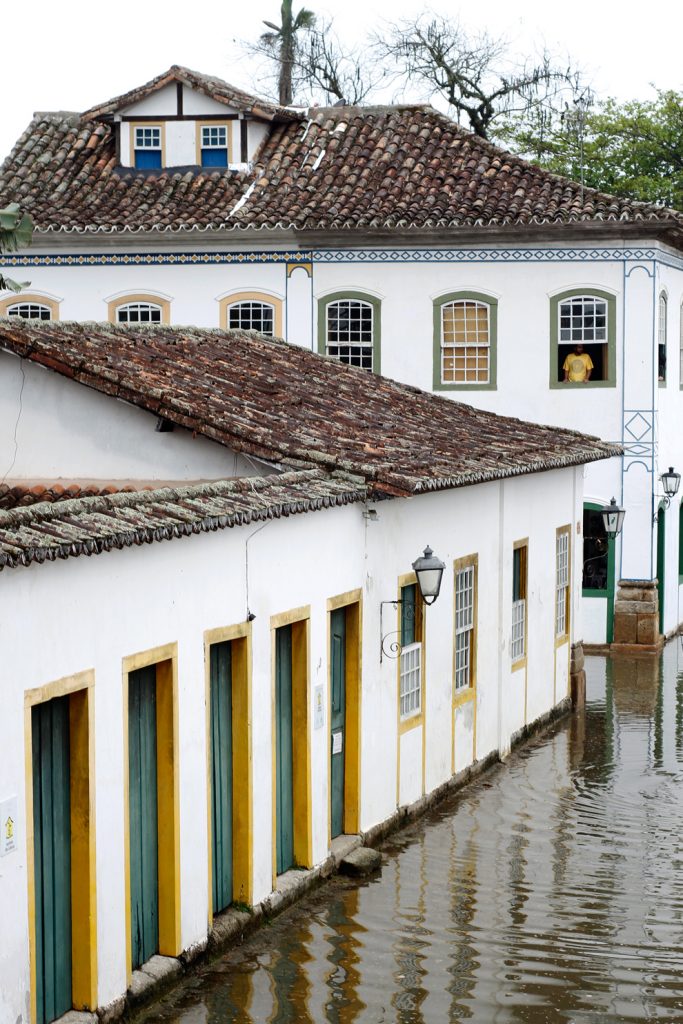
[81,65,289,123]
[0,319,619,498]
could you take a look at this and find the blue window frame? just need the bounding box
[134,126,162,170]
[201,125,228,167]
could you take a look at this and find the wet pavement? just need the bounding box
[135,647,683,1022]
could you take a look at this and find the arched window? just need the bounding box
[220,292,283,337]
[433,292,497,390]
[550,289,616,387]
[0,294,59,320]
[658,292,667,383]
[318,292,381,373]
[107,295,170,325]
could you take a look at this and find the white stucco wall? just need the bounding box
[0,350,271,482]
[0,462,583,1020]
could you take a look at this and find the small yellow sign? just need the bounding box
[0,797,18,857]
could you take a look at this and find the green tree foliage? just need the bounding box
[497,90,683,210]
[0,203,32,293]
[260,0,316,105]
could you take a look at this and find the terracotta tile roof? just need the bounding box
[0,470,366,571]
[0,482,143,510]
[0,319,620,499]
[81,64,290,123]
[2,98,681,239]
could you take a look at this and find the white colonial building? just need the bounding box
[1,65,682,638]
[0,315,615,1024]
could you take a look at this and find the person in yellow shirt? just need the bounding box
[563,343,593,383]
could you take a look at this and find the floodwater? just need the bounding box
[136,647,683,1023]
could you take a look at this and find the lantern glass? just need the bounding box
[661,467,681,498]
[601,498,625,540]
[412,546,445,605]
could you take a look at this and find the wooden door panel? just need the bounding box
[276,625,294,874]
[129,666,159,970]
[330,608,346,839]
[211,641,233,913]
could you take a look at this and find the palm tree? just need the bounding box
[0,204,32,293]
[261,0,316,106]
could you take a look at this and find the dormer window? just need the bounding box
[133,125,163,169]
[198,124,229,167]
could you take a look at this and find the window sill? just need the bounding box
[453,687,475,708]
[554,634,569,650]
[549,379,616,389]
[434,381,497,392]
[511,656,527,673]
[582,589,608,598]
[398,710,423,734]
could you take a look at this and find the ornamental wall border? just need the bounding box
[1,246,681,269]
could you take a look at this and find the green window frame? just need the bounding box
[433,291,498,391]
[317,291,381,374]
[678,502,683,582]
[550,288,616,389]
[658,291,667,386]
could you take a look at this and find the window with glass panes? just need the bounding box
[200,125,228,167]
[511,544,527,662]
[557,294,607,381]
[658,292,667,382]
[116,302,163,324]
[228,301,275,335]
[6,302,52,320]
[133,126,162,169]
[399,583,422,719]
[555,531,570,639]
[441,300,490,384]
[326,299,374,370]
[455,563,475,691]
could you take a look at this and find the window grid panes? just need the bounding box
[400,642,422,718]
[511,599,526,662]
[441,301,490,383]
[326,300,374,370]
[6,303,52,320]
[201,126,227,148]
[134,127,161,149]
[455,565,475,691]
[116,302,162,324]
[559,296,607,343]
[228,301,275,336]
[555,532,569,638]
[659,293,667,381]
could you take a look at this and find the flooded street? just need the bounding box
[137,648,683,1023]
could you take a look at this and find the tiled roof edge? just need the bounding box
[0,470,368,572]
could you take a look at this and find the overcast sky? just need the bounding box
[2,0,682,162]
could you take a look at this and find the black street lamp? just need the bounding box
[601,497,625,541]
[412,546,446,605]
[661,466,681,505]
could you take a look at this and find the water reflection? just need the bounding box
[137,645,683,1023]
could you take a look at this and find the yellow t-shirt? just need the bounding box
[563,351,593,382]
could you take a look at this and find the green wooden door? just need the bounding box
[210,641,233,913]
[32,696,72,1024]
[128,666,159,970]
[275,625,294,874]
[330,608,346,839]
[657,507,666,633]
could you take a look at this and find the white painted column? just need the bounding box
[285,263,314,350]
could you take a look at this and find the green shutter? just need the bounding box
[210,642,233,913]
[32,697,72,1024]
[330,608,347,839]
[128,666,159,970]
[275,625,294,874]
[401,584,416,646]
[657,508,666,633]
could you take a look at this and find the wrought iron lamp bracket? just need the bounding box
[380,599,403,663]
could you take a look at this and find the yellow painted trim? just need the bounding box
[0,294,60,319]
[129,121,166,168]
[204,621,253,919]
[219,291,284,337]
[107,293,171,325]
[287,262,312,278]
[122,642,180,977]
[195,120,232,166]
[325,590,363,843]
[24,669,97,1021]
[270,607,312,885]
[452,554,478,774]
